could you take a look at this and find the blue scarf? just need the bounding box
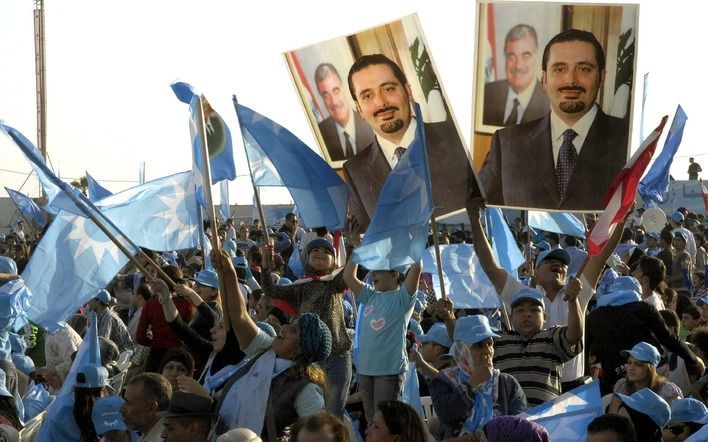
[444,367,499,433]
[597,290,641,307]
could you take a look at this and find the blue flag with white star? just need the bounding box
[234,100,349,231]
[86,171,113,202]
[4,187,46,227]
[352,103,433,272]
[171,82,236,208]
[523,381,602,442]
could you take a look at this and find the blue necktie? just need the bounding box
[556,129,578,198]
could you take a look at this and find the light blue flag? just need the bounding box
[523,381,602,442]
[401,362,423,417]
[0,279,33,332]
[38,312,101,442]
[4,187,46,227]
[85,171,113,202]
[486,208,525,274]
[351,104,433,272]
[422,244,502,308]
[234,100,348,230]
[287,242,305,279]
[527,211,586,238]
[0,121,84,216]
[638,105,687,207]
[219,180,230,222]
[94,171,200,252]
[22,211,131,332]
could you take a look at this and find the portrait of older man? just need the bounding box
[483,24,549,127]
[314,63,374,162]
[343,53,477,230]
[478,29,629,210]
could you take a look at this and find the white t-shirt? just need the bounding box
[643,292,666,311]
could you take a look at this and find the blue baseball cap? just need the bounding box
[0,257,17,275]
[0,369,12,398]
[76,363,109,388]
[510,288,545,310]
[670,211,685,223]
[535,248,571,267]
[419,323,452,348]
[646,232,660,241]
[669,398,708,424]
[277,277,292,286]
[95,289,112,305]
[609,276,642,295]
[621,341,661,366]
[414,299,425,313]
[614,388,670,428]
[92,396,128,435]
[535,240,550,252]
[194,269,218,288]
[232,255,248,269]
[673,230,688,243]
[453,315,499,345]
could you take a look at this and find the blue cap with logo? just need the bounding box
[535,248,571,268]
[669,398,708,424]
[92,396,128,435]
[194,269,219,288]
[510,288,545,310]
[419,323,452,348]
[453,315,500,345]
[614,388,671,428]
[621,341,661,366]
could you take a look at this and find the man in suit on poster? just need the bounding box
[343,53,479,231]
[314,63,375,162]
[483,24,549,126]
[479,29,629,210]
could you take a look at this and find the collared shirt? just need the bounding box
[550,104,598,167]
[503,83,536,124]
[97,308,135,353]
[377,117,418,169]
[644,292,666,311]
[335,115,358,157]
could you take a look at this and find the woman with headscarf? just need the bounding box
[430,315,526,439]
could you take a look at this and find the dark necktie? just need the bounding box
[556,129,578,198]
[505,98,520,125]
[343,131,354,158]
[394,146,406,164]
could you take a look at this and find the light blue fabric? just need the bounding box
[4,187,46,227]
[486,208,526,275]
[596,290,641,307]
[638,106,687,207]
[401,362,423,417]
[408,319,423,337]
[461,369,499,433]
[352,103,432,272]
[85,172,113,202]
[356,284,416,376]
[528,211,586,238]
[235,101,348,230]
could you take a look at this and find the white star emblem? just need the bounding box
[64,213,121,263]
[153,180,196,245]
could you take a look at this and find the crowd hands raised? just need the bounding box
[0,195,707,442]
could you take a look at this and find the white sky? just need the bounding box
[0,0,704,205]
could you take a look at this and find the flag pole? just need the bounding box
[430,216,447,299]
[194,94,231,330]
[232,95,270,245]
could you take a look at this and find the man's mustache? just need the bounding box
[509,67,529,75]
[558,86,587,93]
[374,105,399,117]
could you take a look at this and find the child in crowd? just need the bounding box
[342,257,421,424]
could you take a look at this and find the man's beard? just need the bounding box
[559,101,586,113]
[380,119,405,134]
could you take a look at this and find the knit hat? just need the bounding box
[298,313,332,364]
[483,416,550,442]
[306,238,335,256]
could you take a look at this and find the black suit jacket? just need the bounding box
[482,80,549,126]
[343,120,480,231]
[318,112,375,162]
[479,109,629,210]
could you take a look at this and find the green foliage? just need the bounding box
[409,38,441,100]
[615,28,635,93]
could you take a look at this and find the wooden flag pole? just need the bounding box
[430,216,447,299]
[194,95,230,330]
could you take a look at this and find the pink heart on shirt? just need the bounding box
[364,305,374,317]
[370,318,386,331]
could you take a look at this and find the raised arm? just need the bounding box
[563,277,584,345]
[343,256,364,297]
[582,208,633,289]
[212,248,258,349]
[404,261,422,296]
[261,244,301,303]
[152,280,179,323]
[467,195,508,293]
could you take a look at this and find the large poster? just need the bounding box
[285,15,482,231]
[472,2,639,212]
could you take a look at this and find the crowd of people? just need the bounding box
[0,196,707,442]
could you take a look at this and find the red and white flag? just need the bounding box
[587,116,669,256]
[701,179,708,214]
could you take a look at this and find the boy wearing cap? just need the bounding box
[669,231,692,293]
[645,231,662,257]
[89,289,134,353]
[467,196,622,393]
[670,211,697,263]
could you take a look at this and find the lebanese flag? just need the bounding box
[701,179,708,214]
[587,116,668,255]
